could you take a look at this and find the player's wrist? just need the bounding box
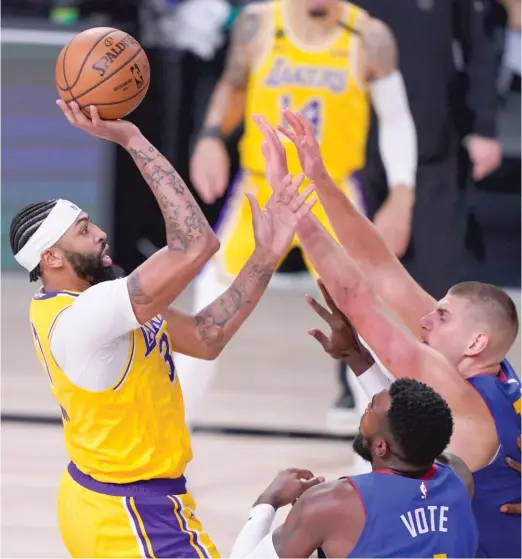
[198,125,226,143]
[121,130,146,150]
[252,246,280,269]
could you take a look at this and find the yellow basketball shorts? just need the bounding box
[214,170,365,279]
[58,462,219,559]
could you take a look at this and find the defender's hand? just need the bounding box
[190,137,230,205]
[253,114,290,191]
[277,109,327,182]
[56,101,140,148]
[248,173,316,260]
[254,468,325,510]
[307,280,374,374]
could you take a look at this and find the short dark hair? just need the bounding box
[387,378,453,467]
[449,281,519,348]
[10,200,58,282]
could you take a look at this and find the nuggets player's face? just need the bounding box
[354,389,392,462]
[419,294,480,365]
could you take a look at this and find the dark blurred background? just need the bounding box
[2,0,520,288]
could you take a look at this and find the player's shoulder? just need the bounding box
[302,478,363,511]
[231,0,273,50]
[358,15,395,45]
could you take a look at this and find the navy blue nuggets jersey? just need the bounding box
[467,359,521,558]
[346,464,478,558]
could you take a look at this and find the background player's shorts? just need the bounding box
[214,170,365,280]
[58,463,219,559]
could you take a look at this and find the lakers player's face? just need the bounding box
[419,295,479,364]
[58,213,117,284]
[353,390,391,463]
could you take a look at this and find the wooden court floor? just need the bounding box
[2,271,520,557]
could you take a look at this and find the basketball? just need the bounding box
[55,27,150,120]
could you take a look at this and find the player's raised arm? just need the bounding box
[257,115,472,418]
[190,3,267,204]
[57,101,219,326]
[278,110,433,338]
[161,175,316,360]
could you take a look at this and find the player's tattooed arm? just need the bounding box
[222,7,261,90]
[193,248,275,354]
[126,140,213,253]
[360,18,398,81]
[200,5,263,133]
[161,247,275,360]
[124,135,219,324]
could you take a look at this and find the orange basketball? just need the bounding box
[55,27,150,120]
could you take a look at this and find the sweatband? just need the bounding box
[14,199,82,272]
[370,70,418,189]
[358,362,392,399]
[230,504,277,558]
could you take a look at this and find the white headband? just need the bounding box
[14,199,83,272]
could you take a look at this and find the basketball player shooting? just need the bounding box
[9,100,315,559]
[229,379,479,558]
[257,111,521,558]
[182,0,417,429]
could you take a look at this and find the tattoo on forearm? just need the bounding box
[127,144,209,253]
[127,270,153,305]
[194,256,273,345]
[224,9,260,89]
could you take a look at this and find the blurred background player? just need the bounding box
[183,0,417,433]
[230,379,479,559]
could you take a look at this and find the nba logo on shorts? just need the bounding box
[420,481,428,500]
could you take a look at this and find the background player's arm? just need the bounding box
[190,2,267,202]
[358,17,418,259]
[162,248,277,359]
[200,5,262,136]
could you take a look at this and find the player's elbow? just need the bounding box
[187,232,220,264]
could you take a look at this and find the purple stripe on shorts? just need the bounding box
[132,495,208,558]
[126,497,153,558]
[213,170,244,235]
[67,462,187,497]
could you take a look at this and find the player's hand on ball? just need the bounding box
[56,101,140,147]
[190,137,230,205]
[248,173,316,260]
[255,468,325,510]
[307,280,375,374]
[278,109,327,182]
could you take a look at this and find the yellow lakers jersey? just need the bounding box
[29,289,192,483]
[240,0,370,180]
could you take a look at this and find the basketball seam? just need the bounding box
[70,48,145,103]
[58,29,119,93]
[78,78,150,108]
